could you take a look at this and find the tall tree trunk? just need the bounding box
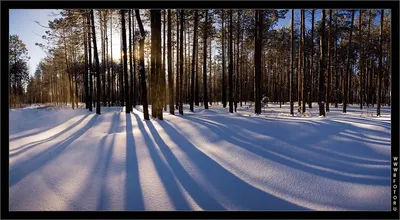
[106,11,110,107]
[110,11,114,106]
[301,9,306,113]
[335,11,339,108]
[195,37,199,106]
[168,9,174,114]
[319,9,326,116]
[91,9,101,115]
[176,10,180,110]
[88,11,93,111]
[254,10,262,114]
[229,9,234,113]
[222,10,227,108]
[132,10,137,108]
[135,10,149,120]
[377,9,383,116]
[151,10,157,117]
[235,10,240,112]
[358,10,364,109]
[179,10,184,115]
[326,9,332,112]
[367,10,372,106]
[190,10,199,112]
[309,9,314,108]
[209,32,212,106]
[203,10,209,109]
[240,21,244,107]
[121,10,131,113]
[298,9,303,113]
[120,34,124,107]
[155,10,163,119]
[343,10,354,113]
[102,11,106,108]
[83,14,89,109]
[163,10,167,111]
[129,10,134,110]
[290,9,294,115]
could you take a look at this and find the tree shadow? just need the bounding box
[132,113,193,210]
[10,113,92,155]
[182,115,389,186]
[196,113,390,164]
[148,118,307,210]
[96,112,120,210]
[124,113,145,210]
[10,114,98,187]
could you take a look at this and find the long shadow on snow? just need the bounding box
[183,116,389,186]
[68,112,121,210]
[9,113,92,155]
[9,109,89,142]
[148,118,306,210]
[132,113,194,210]
[200,114,390,165]
[96,112,120,210]
[9,114,98,187]
[125,113,145,210]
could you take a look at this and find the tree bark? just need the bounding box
[203,10,209,109]
[190,10,199,112]
[121,10,131,113]
[91,9,101,115]
[229,9,234,113]
[326,9,332,112]
[319,9,326,116]
[135,10,149,120]
[377,9,383,116]
[179,10,184,115]
[343,10,355,113]
[168,9,174,114]
[290,9,294,115]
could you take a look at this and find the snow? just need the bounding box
[9,103,391,211]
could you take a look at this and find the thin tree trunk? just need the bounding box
[203,10,209,109]
[235,10,240,112]
[168,9,174,114]
[129,10,134,110]
[91,9,101,115]
[135,10,149,120]
[335,11,339,108]
[319,9,326,116]
[222,10,227,108]
[179,10,184,115]
[83,14,89,109]
[358,9,364,109]
[377,9,383,116]
[121,10,131,113]
[343,10,355,113]
[326,9,332,112]
[229,9,234,113]
[190,10,198,112]
[176,10,180,110]
[290,9,294,115]
[254,10,262,114]
[163,10,167,111]
[301,9,306,113]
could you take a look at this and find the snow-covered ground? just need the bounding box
[9,103,391,211]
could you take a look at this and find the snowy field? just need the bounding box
[9,103,391,211]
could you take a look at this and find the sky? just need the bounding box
[9,9,384,77]
[10,9,56,77]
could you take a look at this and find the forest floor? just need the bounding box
[9,102,391,211]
